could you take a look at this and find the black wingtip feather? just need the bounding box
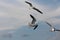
[32,7,43,14]
[25,1,32,7]
[33,25,38,30]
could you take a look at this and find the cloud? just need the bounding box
[0,0,60,40]
[0,0,60,31]
[0,17,20,30]
[41,6,60,25]
[46,7,60,18]
[0,0,30,30]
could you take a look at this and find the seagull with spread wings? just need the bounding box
[25,1,43,14]
[45,21,60,32]
[28,14,38,30]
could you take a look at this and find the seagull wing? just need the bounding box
[56,29,60,31]
[45,21,52,27]
[32,7,43,14]
[25,1,32,7]
[33,25,38,30]
[55,28,60,31]
[25,1,43,14]
[30,14,36,24]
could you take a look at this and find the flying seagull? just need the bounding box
[28,14,38,30]
[45,21,60,32]
[25,1,43,14]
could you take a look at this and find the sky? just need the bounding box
[0,0,60,40]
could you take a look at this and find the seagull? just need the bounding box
[45,21,60,32]
[28,14,38,30]
[25,1,43,14]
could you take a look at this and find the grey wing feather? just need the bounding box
[25,1,32,7]
[45,21,52,27]
[32,7,43,14]
[30,14,36,24]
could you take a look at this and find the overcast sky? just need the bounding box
[0,0,60,40]
[0,0,60,30]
